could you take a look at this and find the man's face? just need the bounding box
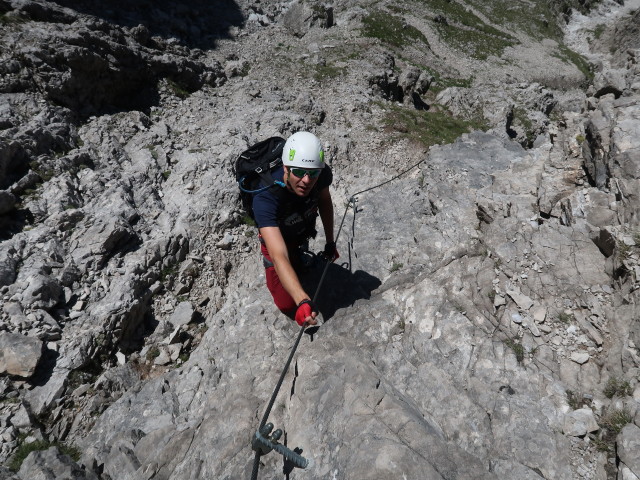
[285,167,321,197]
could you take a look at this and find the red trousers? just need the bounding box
[261,241,297,313]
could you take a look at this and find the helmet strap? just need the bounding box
[284,167,294,192]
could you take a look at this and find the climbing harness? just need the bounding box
[250,156,429,479]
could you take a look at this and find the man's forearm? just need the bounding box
[273,256,310,305]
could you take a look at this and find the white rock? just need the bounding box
[532,306,547,323]
[563,408,599,436]
[570,351,590,364]
[116,351,126,365]
[506,288,534,310]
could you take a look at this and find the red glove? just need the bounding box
[322,242,339,263]
[295,300,316,326]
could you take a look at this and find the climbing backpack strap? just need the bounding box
[235,137,286,192]
[234,136,287,221]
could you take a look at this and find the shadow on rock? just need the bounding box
[29,346,60,388]
[52,0,244,50]
[300,258,381,323]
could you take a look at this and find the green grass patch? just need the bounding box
[241,214,256,227]
[380,102,487,148]
[166,79,191,99]
[362,10,430,49]
[592,23,606,40]
[566,390,583,410]
[593,407,633,453]
[159,264,177,283]
[411,0,518,59]
[553,44,594,82]
[313,63,347,83]
[0,13,27,25]
[146,346,160,361]
[556,312,574,324]
[603,377,632,399]
[504,338,525,363]
[464,0,563,41]
[389,262,403,273]
[9,440,80,472]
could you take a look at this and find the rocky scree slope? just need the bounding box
[1,0,640,479]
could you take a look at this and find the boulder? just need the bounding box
[22,274,62,310]
[563,408,599,437]
[18,447,98,480]
[617,424,640,476]
[168,301,194,328]
[0,332,43,378]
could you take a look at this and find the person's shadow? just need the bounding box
[297,253,381,336]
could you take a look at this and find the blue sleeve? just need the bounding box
[253,190,280,228]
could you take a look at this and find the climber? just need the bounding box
[252,131,339,327]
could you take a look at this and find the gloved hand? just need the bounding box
[321,241,339,263]
[295,299,317,326]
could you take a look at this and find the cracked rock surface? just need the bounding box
[1,0,640,479]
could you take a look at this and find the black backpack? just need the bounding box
[234,136,287,220]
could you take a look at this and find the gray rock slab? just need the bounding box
[18,446,98,480]
[563,408,599,436]
[168,301,194,327]
[617,424,640,476]
[0,332,43,378]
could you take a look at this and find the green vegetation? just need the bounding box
[603,377,632,399]
[166,79,191,99]
[390,262,403,273]
[29,160,55,182]
[362,10,430,49]
[512,107,537,146]
[380,102,488,148]
[159,264,177,283]
[601,408,632,434]
[241,214,256,227]
[592,23,606,40]
[162,170,171,180]
[566,390,582,410]
[593,408,633,453]
[0,13,26,25]
[313,63,347,83]
[504,338,525,363]
[556,312,574,324]
[554,44,594,82]
[9,438,80,472]
[465,0,562,41]
[146,346,160,361]
[239,62,251,77]
[412,0,518,59]
[617,240,632,260]
[145,145,159,161]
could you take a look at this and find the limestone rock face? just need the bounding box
[17,447,98,480]
[0,332,43,377]
[1,0,640,479]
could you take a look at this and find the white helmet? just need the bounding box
[281,132,325,169]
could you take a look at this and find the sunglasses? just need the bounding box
[290,168,321,179]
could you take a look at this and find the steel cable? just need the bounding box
[250,154,428,479]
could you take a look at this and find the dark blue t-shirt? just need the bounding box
[253,166,333,241]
